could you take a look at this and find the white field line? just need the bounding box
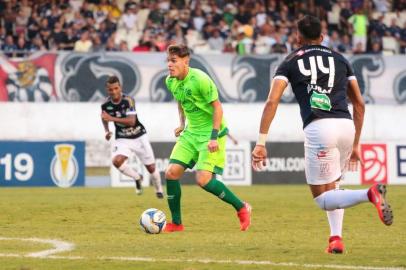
[0,237,76,258]
[0,237,405,270]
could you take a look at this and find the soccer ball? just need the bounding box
[139,208,166,234]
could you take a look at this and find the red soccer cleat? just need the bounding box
[367,183,393,226]
[237,202,252,231]
[164,223,184,233]
[326,235,344,254]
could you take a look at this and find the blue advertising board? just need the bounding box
[0,141,85,187]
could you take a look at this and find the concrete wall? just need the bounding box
[1,103,405,166]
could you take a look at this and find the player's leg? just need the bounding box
[196,135,251,231]
[112,139,143,195]
[133,134,164,198]
[164,163,185,232]
[305,119,393,253]
[163,132,195,232]
[145,164,164,198]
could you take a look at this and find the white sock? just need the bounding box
[314,189,369,210]
[150,170,163,193]
[326,209,344,237]
[118,164,141,180]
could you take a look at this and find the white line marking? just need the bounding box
[0,237,404,270]
[0,237,75,258]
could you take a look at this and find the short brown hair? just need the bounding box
[167,44,190,58]
[106,75,120,86]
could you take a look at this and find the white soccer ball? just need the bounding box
[140,208,166,234]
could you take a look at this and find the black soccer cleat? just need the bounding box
[135,176,143,195]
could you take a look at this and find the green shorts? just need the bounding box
[169,129,227,175]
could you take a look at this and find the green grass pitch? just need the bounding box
[0,185,405,270]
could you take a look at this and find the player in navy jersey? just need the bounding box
[101,76,164,198]
[252,15,393,254]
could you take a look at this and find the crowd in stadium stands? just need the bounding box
[0,0,406,58]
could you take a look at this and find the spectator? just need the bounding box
[373,0,389,13]
[120,5,138,32]
[2,35,17,57]
[39,18,52,49]
[234,5,251,25]
[51,22,67,50]
[235,30,253,55]
[92,35,104,52]
[369,15,387,37]
[74,29,92,52]
[208,29,224,52]
[271,34,288,54]
[370,41,382,54]
[338,34,352,53]
[105,37,118,51]
[0,0,404,56]
[61,26,77,51]
[15,9,29,36]
[386,18,402,38]
[348,8,368,53]
[192,7,206,32]
[339,0,353,35]
[15,36,30,57]
[119,40,130,51]
[329,30,341,51]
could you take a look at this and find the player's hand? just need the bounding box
[174,126,184,137]
[105,131,112,141]
[207,140,219,152]
[101,111,113,122]
[348,145,363,171]
[252,145,267,171]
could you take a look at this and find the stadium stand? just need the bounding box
[0,0,405,57]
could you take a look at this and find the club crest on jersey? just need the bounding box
[50,144,79,188]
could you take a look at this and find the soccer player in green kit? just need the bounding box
[164,44,251,232]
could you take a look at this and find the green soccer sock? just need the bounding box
[166,179,182,225]
[202,177,244,211]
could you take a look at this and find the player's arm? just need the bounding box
[347,78,365,170]
[101,118,112,141]
[207,99,223,153]
[101,105,112,141]
[101,111,136,126]
[174,102,185,137]
[252,79,288,170]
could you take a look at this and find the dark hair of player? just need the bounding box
[297,15,322,40]
[167,44,190,58]
[106,75,120,86]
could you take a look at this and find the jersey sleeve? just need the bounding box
[125,96,137,116]
[273,59,290,83]
[343,57,357,81]
[199,74,218,103]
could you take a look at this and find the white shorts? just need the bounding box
[112,134,156,165]
[304,118,355,185]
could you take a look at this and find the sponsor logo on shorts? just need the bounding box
[361,144,388,184]
[317,150,328,159]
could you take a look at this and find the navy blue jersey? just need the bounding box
[101,95,146,139]
[274,45,356,128]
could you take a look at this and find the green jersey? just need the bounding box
[166,68,227,135]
